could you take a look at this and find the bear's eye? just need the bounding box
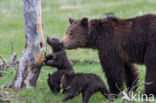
[70,33,73,36]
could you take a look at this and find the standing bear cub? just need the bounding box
[61,14,156,95]
[45,37,74,94]
[61,73,113,103]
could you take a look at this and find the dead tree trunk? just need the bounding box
[11,0,46,89]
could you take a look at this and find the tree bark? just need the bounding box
[11,0,46,90]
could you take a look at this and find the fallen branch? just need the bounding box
[0,99,10,103]
[104,12,115,17]
[0,53,18,73]
[0,53,19,88]
[69,59,99,64]
[0,56,6,64]
[127,78,140,94]
[114,79,154,103]
[0,42,18,74]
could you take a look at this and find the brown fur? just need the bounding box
[62,14,156,95]
[45,37,74,94]
[60,73,113,103]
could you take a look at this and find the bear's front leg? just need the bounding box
[62,88,70,94]
[98,51,125,95]
[44,54,53,63]
[45,61,60,67]
[62,88,77,102]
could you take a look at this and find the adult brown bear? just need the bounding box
[61,14,156,95]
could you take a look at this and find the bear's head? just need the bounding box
[47,37,63,53]
[62,17,89,49]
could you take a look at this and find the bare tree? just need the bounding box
[10,0,46,90]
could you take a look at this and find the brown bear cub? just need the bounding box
[61,73,113,103]
[61,14,156,95]
[45,37,74,94]
[45,37,73,71]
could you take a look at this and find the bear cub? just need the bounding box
[45,37,74,94]
[61,73,113,103]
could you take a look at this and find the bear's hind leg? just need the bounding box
[144,45,156,96]
[145,67,156,95]
[124,63,139,91]
[82,88,95,103]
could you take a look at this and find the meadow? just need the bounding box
[0,0,156,103]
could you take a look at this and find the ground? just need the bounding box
[0,0,156,103]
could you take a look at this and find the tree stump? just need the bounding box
[11,0,46,89]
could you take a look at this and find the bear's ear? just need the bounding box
[69,18,75,24]
[81,17,88,27]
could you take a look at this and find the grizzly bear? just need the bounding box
[45,37,73,71]
[45,37,74,94]
[60,73,113,103]
[61,14,156,95]
[47,70,72,94]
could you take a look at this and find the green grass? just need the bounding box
[0,0,156,103]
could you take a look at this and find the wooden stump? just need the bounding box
[11,0,46,89]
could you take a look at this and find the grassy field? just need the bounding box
[0,0,156,103]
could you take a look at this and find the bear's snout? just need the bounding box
[62,36,73,49]
[59,40,64,48]
[47,36,51,44]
